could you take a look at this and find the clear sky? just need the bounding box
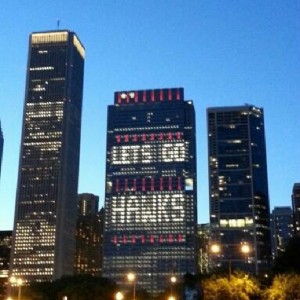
[0,0,299,230]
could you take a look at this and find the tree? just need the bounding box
[263,274,300,300]
[202,272,261,300]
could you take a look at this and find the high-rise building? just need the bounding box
[0,122,3,177]
[10,30,85,283]
[207,105,271,275]
[103,88,197,294]
[270,207,294,258]
[292,183,300,235]
[0,231,12,299]
[75,193,101,276]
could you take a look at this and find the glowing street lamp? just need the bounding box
[115,291,124,300]
[127,272,136,300]
[170,275,177,297]
[168,296,176,300]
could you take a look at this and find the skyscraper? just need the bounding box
[292,183,300,235]
[75,193,101,276]
[207,105,271,274]
[10,30,85,282]
[103,88,197,294]
[270,207,294,258]
[0,122,3,178]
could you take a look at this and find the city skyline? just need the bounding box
[0,1,299,230]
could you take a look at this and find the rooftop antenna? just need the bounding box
[57,19,60,30]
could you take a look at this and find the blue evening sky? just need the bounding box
[0,0,299,230]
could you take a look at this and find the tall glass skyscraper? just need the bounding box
[207,105,271,274]
[10,30,85,282]
[103,88,197,294]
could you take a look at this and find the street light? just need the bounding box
[168,296,176,300]
[10,276,23,300]
[127,272,136,300]
[115,291,124,300]
[170,275,177,298]
[210,243,251,281]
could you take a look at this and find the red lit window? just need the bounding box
[150,235,155,243]
[176,88,181,100]
[124,134,129,142]
[132,235,136,243]
[168,234,174,242]
[117,93,121,104]
[134,92,138,103]
[167,132,173,140]
[160,89,164,101]
[178,234,184,242]
[123,235,127,243]
[143,91,147,102]
[151,90,155,102]
[124,179,128,191]
[133,179,137,191]
[150,133,155,141]
[177,177,182,190]
[176,132,182,139]
[158,133,164,140]
[151,177,155,191]
[132,134,138,142]
[116,135,121,143]
[142,178,146,191]
[112,236,117,244]
[168,89,172,101]
[160,177,164,191]
[159,235,164,243]
[169,177,172,191]
[142,133,147,141]
[141,235,145,243]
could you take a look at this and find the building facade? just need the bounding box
[292,183,300,235]
[270,207,294,258]
[103,88,197,294]
[75,193,102,276]
[207,105,271,274]
[0,231,12,299]
[10,30,85,282]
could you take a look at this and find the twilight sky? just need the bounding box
[0,0,299,230]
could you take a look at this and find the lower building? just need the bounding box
[74,194,102,275]
[270,207,294,258]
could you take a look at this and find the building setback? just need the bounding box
[292,183,300,235]
[10,30,85,282]
[103,88,197,294]
[207,105,271,274]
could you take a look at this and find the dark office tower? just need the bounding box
[103,88,197,294]
[292,183,300,235]
[0,122,3,177]
[0,231,12,299]
[10,31,85,283]
[207,105,271,275]
[270,207,294,258]
[75,194,101,276]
